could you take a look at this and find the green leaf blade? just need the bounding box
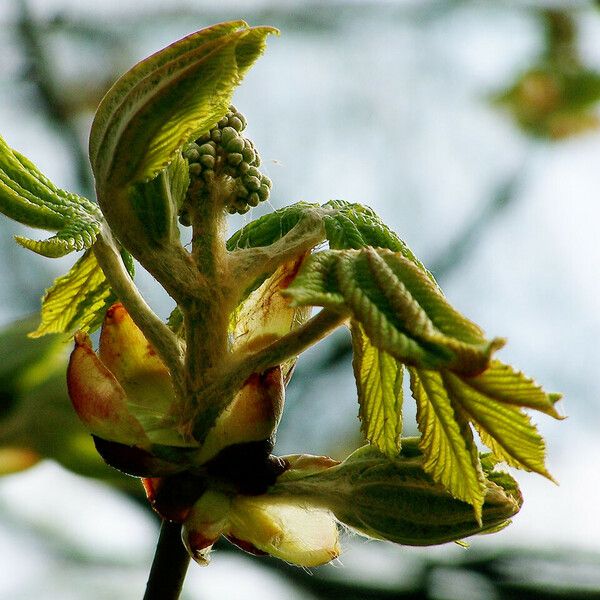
[323,200,425,268]
[227,202,319,250]
[465,360,563,419]
[285,248,503,375]
[0,136,102,257]
[29,249,117,338]
[409,367,486,522]
[444,370,554,480]
[352,322,403,457]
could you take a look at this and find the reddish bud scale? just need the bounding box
[67,332,150,447]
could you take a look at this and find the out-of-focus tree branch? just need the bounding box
[16,0,94,195]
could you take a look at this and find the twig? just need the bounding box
[93,226,186,396]
[143,520,190,600]
[192,308,348,442]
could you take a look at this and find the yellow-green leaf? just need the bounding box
[463,360,562,419]
[0,136,101,257]
[408,367,486,522]
[90,21,278,191]
[351,322,403,457]
[443,369,555,480]
[29,249,114,338]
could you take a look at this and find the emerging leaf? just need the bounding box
[351,322,403,457]
[90,21,278,190]
[227,495,340,567]
[124,152,190,247]
[284,247,504,375]
[272,443,522,546]
[227,201,319,251]
[0,135,101,257]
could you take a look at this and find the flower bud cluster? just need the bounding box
[181,106,272,220]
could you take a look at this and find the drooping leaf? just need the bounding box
[284,247,504,376]
[90,21,278,191]
[404,361,560,508]
[460,360,562,418]
[408,368,486,521]
[351,322,403,457]
[16,219,99,258]
[29,248,134,338]
[0,136,101,257]
[443,368,556,479]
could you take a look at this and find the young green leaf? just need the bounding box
[90,21,278,191]
[227,202,319,250]
[284,247,504,376]
[442,365,558,479]
[0,136,101,257]
[406,362,560,509]
[29,249,133,338]
[351,322,403,457]
[323,200,429,274]
[408,367,486,522]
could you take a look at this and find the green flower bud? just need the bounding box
[241,145,256,164]
[227,153,244,167]
[189,163,202,177]
[247,192,260,207]
[210,129,222,143]
[246,166,261,180]
[244,176,261,192]
[238,161,250,175]
[199,155,215,169]
[258,184,270,201]
[183,143,200,162]
[221,126,238,147]
[229,116,244,132]
[226,137,245,154]
[229,107,247,130]
[198,143,216,157]
[262,175,272,189]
